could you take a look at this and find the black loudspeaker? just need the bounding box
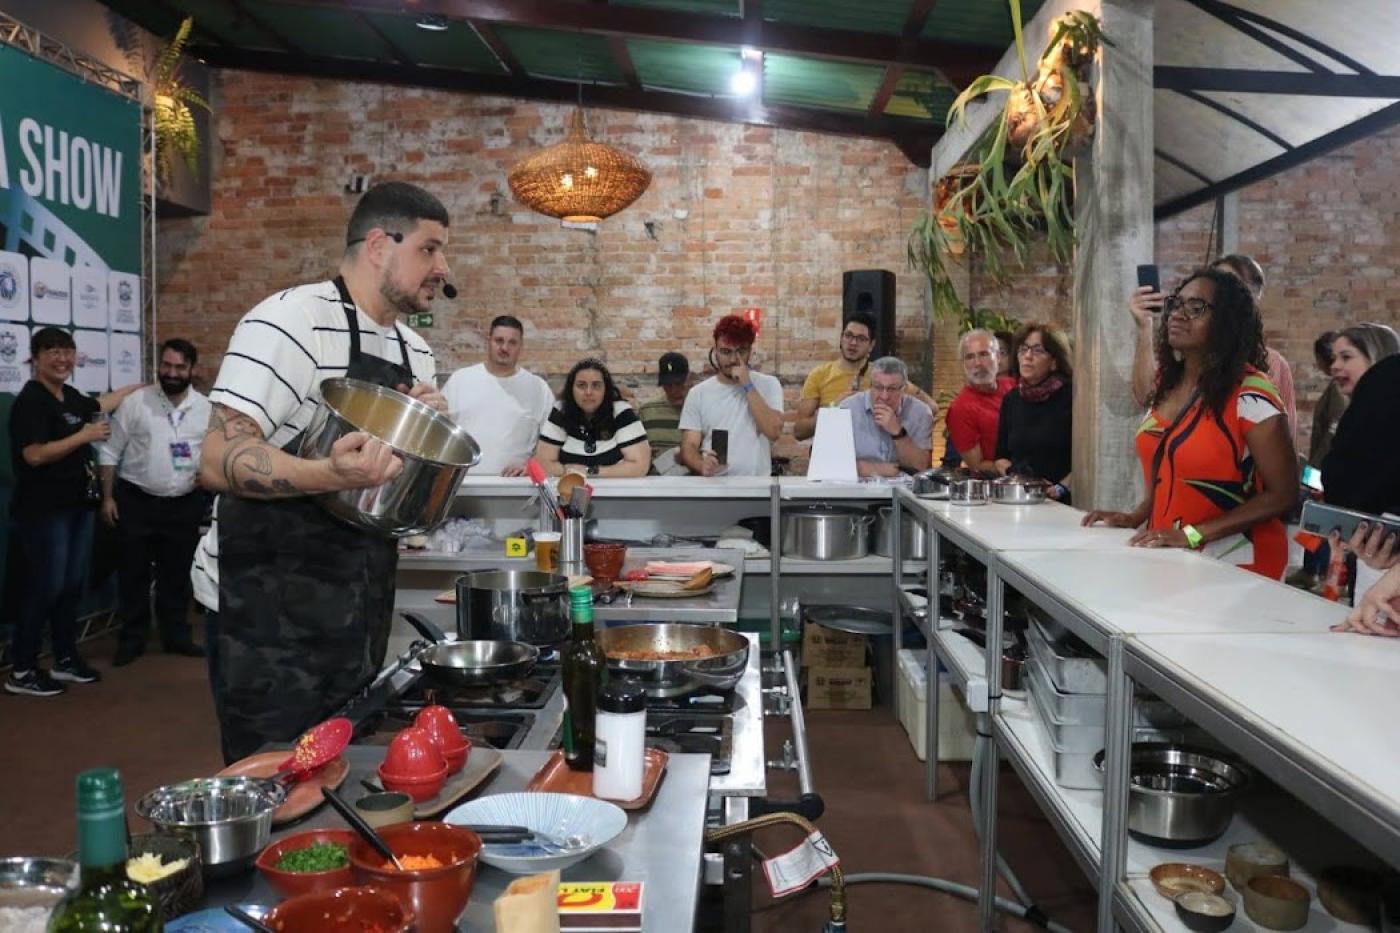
[842,269,896,359]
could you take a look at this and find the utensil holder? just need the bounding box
[560,517,585,577]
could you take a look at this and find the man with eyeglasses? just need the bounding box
[946,329,1015,473]
[678,314,785,477]
[191,180,450,763]
[793,312,880,441]
[838,357,934,477]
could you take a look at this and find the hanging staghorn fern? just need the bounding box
[909,2,1110,328]
[152,17,211,184]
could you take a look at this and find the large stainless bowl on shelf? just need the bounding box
[298,378,481,537]
[136,777,286,878]
[1094,744,1251,847]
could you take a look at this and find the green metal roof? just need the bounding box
[361,13,505,73]
[884,71,957,121]
[611,0,741,16]
[763,0,910,37]
[923,0,1049,47]
[628,38,740,95]
[241,1,387,61]
[494,26,624,84]
[764,53,887,112]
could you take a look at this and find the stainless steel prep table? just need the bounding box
[202,748,712,932]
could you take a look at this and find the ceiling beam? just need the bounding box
[609,35,641,91]
[471,21,524,76]
[218,0,304,54]
[1155,67,1400,98]
[355,13,413,65]
[1171,88,1293,151]
[194,45,940,159]
[276,0,996,82]
[1156,100,1400,219]
[868,0,941,119]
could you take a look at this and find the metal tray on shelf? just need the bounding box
[1026,659,1188,730]
[1027,673,1177,753]
[1027,619,1107,695]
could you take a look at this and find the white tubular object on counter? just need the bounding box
[593,681,646,801]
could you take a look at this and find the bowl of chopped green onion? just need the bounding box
[254,829,356,899]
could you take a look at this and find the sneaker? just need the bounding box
[51,658,102,684]
[4,669,66,697]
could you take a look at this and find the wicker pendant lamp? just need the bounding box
[508,109,652,223]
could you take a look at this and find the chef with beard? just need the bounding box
[98,338,212,666]
[191,181,451,763]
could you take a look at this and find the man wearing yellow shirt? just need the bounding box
[795,313,936,439]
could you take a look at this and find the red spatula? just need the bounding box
[271,717,352,784]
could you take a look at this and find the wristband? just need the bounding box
[893,427,908,439]
[1182,524,1204,550]
[741,382,755,394]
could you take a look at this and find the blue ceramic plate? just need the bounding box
[166,904,269,932]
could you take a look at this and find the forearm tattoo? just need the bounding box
[207,405,305,499]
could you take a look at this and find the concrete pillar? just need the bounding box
[1070,0,1155,511]
[1219,191,1240,254]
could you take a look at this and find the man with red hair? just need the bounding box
[678,315,785,476]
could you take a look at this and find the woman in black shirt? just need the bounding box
[6,327,140,697]
[995,323,1074,502]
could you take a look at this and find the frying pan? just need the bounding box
[400,612,539,687]
[595,623,749,698]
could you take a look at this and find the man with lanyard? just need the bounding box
[99,338,211,665]
[193,181,450,763]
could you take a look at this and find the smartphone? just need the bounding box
[1300,463,1324,492]
[712,429,729,466]
[1136,264,1161,293]
[1300,500,1400,542]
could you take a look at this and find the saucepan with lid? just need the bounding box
[989,475,1051,505]
[299,378,481,537]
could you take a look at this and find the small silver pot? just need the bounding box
[949,478,990,505]
[870,504,928,559]
[456,569,571,644]
[299,378,481,538]
[136,777,286,878]
[782,504,874,560]
[990,476,1050,504]
[1094,744,1251,846]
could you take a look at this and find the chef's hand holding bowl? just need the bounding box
[328,431,403,489]
[402,381,448,414]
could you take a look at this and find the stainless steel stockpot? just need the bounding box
[456,569,571,645]
[781,504,874,560]
[870,504,928,559]
[298,378,481,537]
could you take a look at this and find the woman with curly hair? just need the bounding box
[534,358,650,477]
[1084,268,1298,579]
[993,323,1074,502]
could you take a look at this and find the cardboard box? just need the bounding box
[806,666,873,710]
[802,623,867,669]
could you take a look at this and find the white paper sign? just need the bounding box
[0,250,29,322]
[761,831,840,897]
[73,329,110,394]
[109,270,141,332]
[29,257,71,325]
[806,407,858,481]
[72,266,108,329]
[0,323,31,393]
[109,331,142,389]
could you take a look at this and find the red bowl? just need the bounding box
[377,761,448,802]
[382,727,445,778]
[347,822,483,933]
[263,885,413,932]
[414,708,472,775]
[255,829,356,900]
[584,542,627,585]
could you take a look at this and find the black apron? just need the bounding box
[212,277,416,763]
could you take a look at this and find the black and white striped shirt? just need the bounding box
[538,400,647,468]
[191,280,436,610]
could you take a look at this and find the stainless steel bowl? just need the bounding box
[136,777,286,878]
[781,504,874,560]
[0,857,78,920]
[990,476,1050,504]
[1095,744,1251,847]
[948,478,990,505]
[299,378,481,538]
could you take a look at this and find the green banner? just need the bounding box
[0,41,141,273]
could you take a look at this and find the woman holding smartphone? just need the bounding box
[1083,268,1297,579]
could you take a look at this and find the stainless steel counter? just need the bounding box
[204,748,712,933]
[710,632,766,798]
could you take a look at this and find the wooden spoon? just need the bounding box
[682,567,713,591]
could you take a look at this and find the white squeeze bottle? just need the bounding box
[593,680,646,801]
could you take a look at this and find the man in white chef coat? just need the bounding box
[443,315,555,476]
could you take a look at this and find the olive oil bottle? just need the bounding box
[49,768,161,932]
[561,585,608,770]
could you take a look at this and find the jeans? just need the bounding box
[12,507,95,670]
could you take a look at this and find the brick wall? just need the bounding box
[156,71,932,462]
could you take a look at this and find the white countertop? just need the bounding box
[912,498,1139,553]
[998,548,1348,636]
[451,475,900,500]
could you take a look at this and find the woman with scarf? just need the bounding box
[994,323,1074,503]
[535,358,651,477]
[1083,268,1297,579]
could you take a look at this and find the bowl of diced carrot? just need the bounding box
[346,822,481,933]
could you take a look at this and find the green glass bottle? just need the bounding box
[561,585,608,771]
[49,768,162,932]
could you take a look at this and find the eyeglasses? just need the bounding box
[1017,344,1049,359]
[1164,295,1215,320]
[841,331,872,344]
[714,346,748,360]
[871,382,905,394]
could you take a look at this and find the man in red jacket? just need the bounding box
[946,329,1015,473]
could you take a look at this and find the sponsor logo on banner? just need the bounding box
[118,347,134,369]
[117,279,133,306]
[33,280,69,301]
[0,331,16,363]
[0,265,17,304]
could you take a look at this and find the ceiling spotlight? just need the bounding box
[730,68,756,96]
[416,14,450,31]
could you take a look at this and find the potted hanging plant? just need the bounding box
[151,17,210,185]
[908,2,1109,321]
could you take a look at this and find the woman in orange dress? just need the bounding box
[1083,268,1298,579]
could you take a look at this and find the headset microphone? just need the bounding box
[441,282,458,299]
